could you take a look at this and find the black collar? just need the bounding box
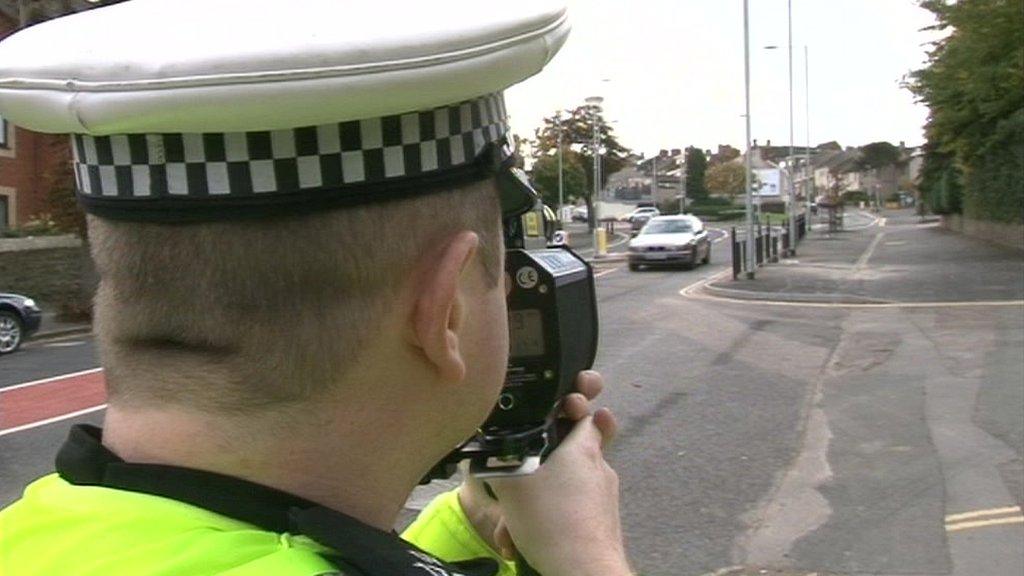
[56,425,498,576]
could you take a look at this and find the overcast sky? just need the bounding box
[505,0,943,157]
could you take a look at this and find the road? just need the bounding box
[2,216,1021,576]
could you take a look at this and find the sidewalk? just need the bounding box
[703,209,1024,305]
[32,310,92,340]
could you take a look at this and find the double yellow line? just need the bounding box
[945,506,1024,533]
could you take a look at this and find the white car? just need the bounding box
[627,215,711,270]
[571,206,589,222]
[623,206,660,223]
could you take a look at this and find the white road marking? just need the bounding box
[0,404,108,437]
[0,367,103,393]
[594,267,620,278]
[43,341,86,348]
[709,228,729,244]
[683,286,1024,309]
[854,232,885,271]
[678,269,732,296]
[946,516,1024,533]
[946,506,1022,523]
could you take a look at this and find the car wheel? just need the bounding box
[702,245,711,265]
[0,310,23,355]
[629,263,640,271]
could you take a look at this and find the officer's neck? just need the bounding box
[102,400,430,531]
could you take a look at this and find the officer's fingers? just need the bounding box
[493,518,517,560]
[560,393,591,421]
[575,370,604,401]
[593,407,618,448]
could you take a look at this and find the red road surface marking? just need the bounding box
[0,371,107,432]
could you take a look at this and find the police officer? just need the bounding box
[0,1,631,575]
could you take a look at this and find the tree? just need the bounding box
[684,146,708,202]
[705,162,746,199]
[529,149,587,210]
[857,141,901,171]
[533,103,632,227]
[909,0,1024,222]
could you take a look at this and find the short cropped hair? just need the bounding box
[90,179,502,413]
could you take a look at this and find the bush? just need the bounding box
[691,196,733,207]
[841,190,870,204]
[684,207,747,222]
[1,214,65,238]
[712,209,748,221]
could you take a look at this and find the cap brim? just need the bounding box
[499,167,540,218]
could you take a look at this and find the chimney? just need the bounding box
[671,148,681,156]
[659,149,668,157]
[753,139,759,147]
[766,139,772,147]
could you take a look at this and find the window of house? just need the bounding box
[0,114,7,149]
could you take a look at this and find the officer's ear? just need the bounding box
[409,231,480,384]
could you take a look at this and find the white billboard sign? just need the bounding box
[753,168,782,197]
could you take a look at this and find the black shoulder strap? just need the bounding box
[56,425,499,576]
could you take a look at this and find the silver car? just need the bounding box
[627,215,711,270]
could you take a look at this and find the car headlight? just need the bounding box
[22,298,37,309]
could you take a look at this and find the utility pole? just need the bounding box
[743,0,756,278]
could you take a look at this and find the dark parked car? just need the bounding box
[0,293,42,354]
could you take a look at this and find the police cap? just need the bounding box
[0,0,570,222]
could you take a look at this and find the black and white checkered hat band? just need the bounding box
[71,93,509,200]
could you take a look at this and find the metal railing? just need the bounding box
[731,213,807,279]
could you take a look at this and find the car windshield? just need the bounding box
[642,220,692,235]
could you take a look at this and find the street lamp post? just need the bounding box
[678,156,686,214]
[786,0,797,255]
[652,156,658,204]
[743,0,756,278]
[556,112,564,225]
[585,95,605,255]
[804,45,813,234]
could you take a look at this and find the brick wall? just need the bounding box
[0,11,72,230]
[0,236,96,318]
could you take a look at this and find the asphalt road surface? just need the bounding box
[2,217,1021,576]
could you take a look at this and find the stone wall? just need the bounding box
[943,214,1024,252]
[0,235,95,317]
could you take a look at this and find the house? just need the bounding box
[812,149,862,198]
[0,3,83,233]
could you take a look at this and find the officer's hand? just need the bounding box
[489,411,629,576]
[456,370,606,558]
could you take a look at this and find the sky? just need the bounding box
[504,0,944,158]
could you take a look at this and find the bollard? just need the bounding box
[731,227,740,279]
[595,228,608,256]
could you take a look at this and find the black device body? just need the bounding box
[423,215,598,480]
[490,248,597,432]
